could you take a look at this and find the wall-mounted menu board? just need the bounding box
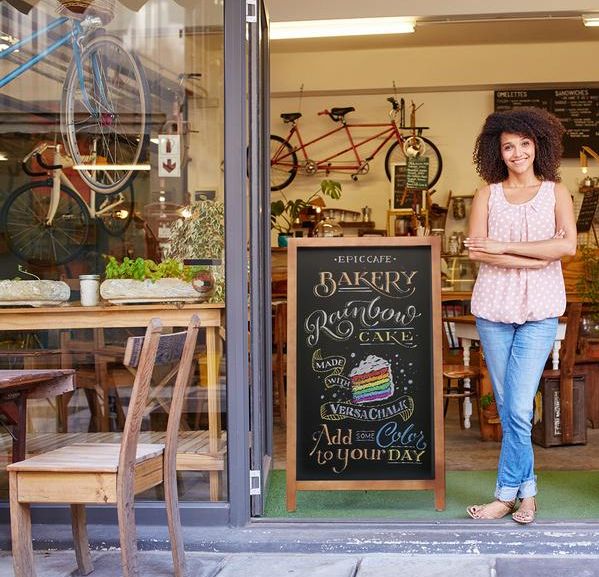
[286,237,445,512]
[494,89,599,157]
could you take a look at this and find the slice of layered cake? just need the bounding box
[349,355,394,404]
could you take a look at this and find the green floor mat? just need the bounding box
[264,470,599,520]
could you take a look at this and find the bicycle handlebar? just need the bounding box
[387,97,399,111]
[35,153,63,171]
[21,144,63,176]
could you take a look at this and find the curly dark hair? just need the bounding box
[473,107,565,184]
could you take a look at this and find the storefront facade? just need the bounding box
[1,0,599,544]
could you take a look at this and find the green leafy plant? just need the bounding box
[104,256,194,282]
[480,393,495,410]
[270,179,342,234]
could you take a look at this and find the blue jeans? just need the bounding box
[475,316,558,501]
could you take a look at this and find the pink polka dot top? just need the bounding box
[470,181,566,324]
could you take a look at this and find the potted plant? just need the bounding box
[100,256,204,304]
[478,391,502,442]
[0,266,70,306]
[271,179,342,246]
[164,200,225,303]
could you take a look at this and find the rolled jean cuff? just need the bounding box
[495,485,518,502]
[517,477,537,499]
[495,477,537,502]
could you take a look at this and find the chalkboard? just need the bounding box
[390,163,413,210]
[576,188,599,233]
[406,156,430,190]
[494,89,599,157]
[286,237,445,512]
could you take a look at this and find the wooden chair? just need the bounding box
[8,315,201,577]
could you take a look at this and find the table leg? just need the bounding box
[13,394,27,463]
[552,340,561,371]
[206,325,222,501]
[461,337,472,429]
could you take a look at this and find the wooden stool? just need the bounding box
[443,364,480,429]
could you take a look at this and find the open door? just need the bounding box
[249,0,272,516]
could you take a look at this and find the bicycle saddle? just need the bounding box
[280,112,302,123]
[330,107,355,121]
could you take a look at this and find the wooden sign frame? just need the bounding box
[286,237,445,512]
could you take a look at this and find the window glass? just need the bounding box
[0,0,226,503]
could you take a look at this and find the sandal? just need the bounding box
[512,498,537,524]
[467,499,516,520]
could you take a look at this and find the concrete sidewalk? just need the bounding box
[2,551,599,577]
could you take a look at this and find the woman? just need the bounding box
[464,107,576,524]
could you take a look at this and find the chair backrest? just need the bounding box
[118,315,201,479]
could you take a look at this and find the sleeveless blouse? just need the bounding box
[470,181,566,324]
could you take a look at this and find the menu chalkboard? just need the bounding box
[406,156,430,190]
[577,188,599,233]
[494,89,599,157]
[286,237,445,512]
[390,163,413,210]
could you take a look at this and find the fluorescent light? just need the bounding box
[73,164,151,171]
[0,152,7,161]
[270,17,415,40]
[582,14,599,27]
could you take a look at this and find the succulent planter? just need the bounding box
[100,278,208,304]
[0,280,70,307]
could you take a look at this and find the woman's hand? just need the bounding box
[463,237,506,254]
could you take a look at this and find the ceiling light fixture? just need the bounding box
[73,164,151,171]
[270,17,415,40]
[582,14,599,27]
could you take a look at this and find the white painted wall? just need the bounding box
[270,41,599,242]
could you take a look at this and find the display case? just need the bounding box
[442,254,479,292]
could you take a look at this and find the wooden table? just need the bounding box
[447,315,567,429]
[0,302,225,500]
[0,369,75,463]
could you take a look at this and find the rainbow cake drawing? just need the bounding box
[349,355,394,404]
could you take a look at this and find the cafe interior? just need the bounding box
[0,0,598,523]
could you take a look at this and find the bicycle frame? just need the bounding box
[0,16,111,134]
[274,119,403,172]
[39,146,127,226]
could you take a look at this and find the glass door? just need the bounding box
[248,0,272,517]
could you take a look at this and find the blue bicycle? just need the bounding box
[0,8,149,195]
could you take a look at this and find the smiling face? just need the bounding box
[500,132,536,177]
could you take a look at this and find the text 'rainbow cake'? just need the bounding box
[349,355,394,404]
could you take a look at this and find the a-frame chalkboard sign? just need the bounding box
[286,237,445,512]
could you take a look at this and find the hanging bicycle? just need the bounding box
[0,4,150,194]
[0,143,134,266]
[270,97,442,191]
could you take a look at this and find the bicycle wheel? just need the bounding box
[270,135,297,191]
[61,34,149,194]
[1,180,90,266]
[384,136,443,189]
[96,184,134,236]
